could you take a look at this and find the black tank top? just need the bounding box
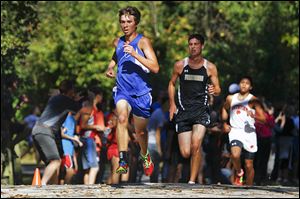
[177,57,210,111]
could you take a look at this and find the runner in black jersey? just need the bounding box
[168,34,221,184]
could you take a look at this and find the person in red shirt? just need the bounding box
[254,102,275,185]
[78,88,108,184]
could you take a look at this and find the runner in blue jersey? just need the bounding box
[106,6,160,176]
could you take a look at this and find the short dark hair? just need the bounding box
[188,34,205,45]
[119,6,141,24]
[59,80,75,94]
[239,75,253,86]
[89,86,103,96]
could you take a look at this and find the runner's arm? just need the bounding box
[168,61,183,121]
[207,63,221,96]
[124,37,159,73]
[106,38,119,78]
[221,95,232,133]
[60,127,79,143]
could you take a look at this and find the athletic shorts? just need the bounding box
[61,154,74,169]
[80,137,99,170]
[32,125,62,164]
[175,108,210,133]
[113,88,152,118]
[229,127,258,154]
[107,144,119,161]
[59,154,75,180]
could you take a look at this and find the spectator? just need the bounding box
[270,106,286,183]
[254,102,275,185]
[277,105,296,185]
[204,95,231,184]
[32,79,85,185]
[18,106,41,163]
[59,112,83,184]
[147,98,168,182]
[78,90,107,185]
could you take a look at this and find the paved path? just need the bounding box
[1,183,299,198]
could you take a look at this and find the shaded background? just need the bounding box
[2,1,299,118]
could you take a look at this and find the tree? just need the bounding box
[189,1,299,103]
[1,1,38,92]
[5,1,299,113]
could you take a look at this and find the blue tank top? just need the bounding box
[116,34,151,96]
[61,114,76,155]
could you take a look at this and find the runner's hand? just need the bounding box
[208,84,215,95]
[223,122,231,133]
[106,67,115,78]
[169,104,177,121]
[123,44,136,57]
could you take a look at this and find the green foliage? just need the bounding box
[2,1,299,116]
[1,1,38,78]
[1,1,39,120]
[188,1,299,103]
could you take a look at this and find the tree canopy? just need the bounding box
[1,1,299,117]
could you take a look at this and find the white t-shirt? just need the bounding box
[230,93,255,131]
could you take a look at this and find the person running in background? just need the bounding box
[168,33,221,184]
[221,76,266,186]
[105,6,160,176]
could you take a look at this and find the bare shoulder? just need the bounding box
[226,94,233,101]
[251,95,257,100]
[205,59,217,76]
[249,95,262,107]
[140,35,151,42]
[223,94,233,109]
[250,95,259,103]
[174,60,185,72]
[140,36,153,46]
[80,104,93,115]
[206,59,217,70]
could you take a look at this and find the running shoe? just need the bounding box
[116,160,128,174]
[141,151,154,176]
[188,181,195,185]
[234,169,244,186]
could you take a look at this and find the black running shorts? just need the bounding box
[174,107,210,133]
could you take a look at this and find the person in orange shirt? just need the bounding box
[90,87,108,184]
[78,87,108,184]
